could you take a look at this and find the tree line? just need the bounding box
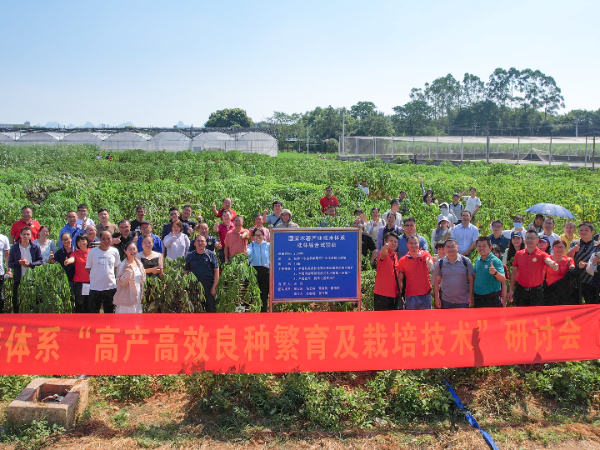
[204,68,600,152]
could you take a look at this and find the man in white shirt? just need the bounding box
[539,216,560,248]
[462,187,481,216]
[76,203,96,230]
[86,231,120,313]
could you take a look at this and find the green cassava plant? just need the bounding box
[215,253,261,313]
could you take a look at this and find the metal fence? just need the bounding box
[340,136,598,165]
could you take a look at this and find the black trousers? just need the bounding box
[198,278,216,313]
[12,278,20,313]
[88,289,116,313]
[514,283,545,307]
[374,293,396,311]
[474,291,502,308]
[73,282,89,313]
[581,284,600,305]
[0,277,5,313]
[253,266,270,312]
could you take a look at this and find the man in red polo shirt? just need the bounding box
[508,229,558,306]
[10,205,41,244]
[373,232,399,311]
[397,235,434,309]
[320,186,339,213]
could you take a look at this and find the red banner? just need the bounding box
[0,306,598,375]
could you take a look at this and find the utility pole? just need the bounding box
[341,110,345,157]
[575,119,579,137]
[306,125,310,157]
[593,132,596,172]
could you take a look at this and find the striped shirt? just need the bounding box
[570,238,598,285]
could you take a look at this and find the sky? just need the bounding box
[1,0,599,127]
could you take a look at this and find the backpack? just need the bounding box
[438,256,469,274]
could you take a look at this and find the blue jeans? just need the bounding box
[441,299,469,309]
[405,293,432,310]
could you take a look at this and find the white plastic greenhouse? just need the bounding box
[4,129,278,156]
[17,132,65,145]
[102,132,151,151]
[148,132,191,152]
[62,132,108,145]
[237,132,278,156]
[192,131,277,156]
[0,133,16,145]
[192,132,234,152]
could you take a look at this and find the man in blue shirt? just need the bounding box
[397,217,428,258]
[58,211,84,248]
[136,221,164,253]
[451,211,479,256]
[489,220,510,253]
[185,236,219,313]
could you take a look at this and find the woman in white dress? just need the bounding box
[114,242,146,313]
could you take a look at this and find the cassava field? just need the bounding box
[1,144,600,450]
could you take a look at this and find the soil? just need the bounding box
[3,390,600,450]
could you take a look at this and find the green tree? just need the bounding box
[392,101,434,136]
[350,101,377,120]
[353,113,394,136]
[205,108,253,128]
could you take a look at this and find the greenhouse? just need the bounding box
[148,132,191,152]
[191,132,234,152]
[16,132,65,145]
[192,131,277,156]
[237,132,278,156]
[102,131,151,151]
[62,132,108,145]
[0,133,17,145]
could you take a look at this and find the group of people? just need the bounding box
[1,183,599,315]
[367,191,600,311]
[0,200,290,314]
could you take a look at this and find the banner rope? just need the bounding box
[441,375,500,450]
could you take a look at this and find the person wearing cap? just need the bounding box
[381,198,403,228]
[451,211,479,256]
[538,216,560,249]
[449,193,464,225]
[136,221,163,253]
[489,220,510,254]
[377,212,403,252]
[508,230,559,307]
[275,209,299,229]
[537,236,552,255]
[438,203,457,225]
[320,186,339,213]
[431,216,452,253]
